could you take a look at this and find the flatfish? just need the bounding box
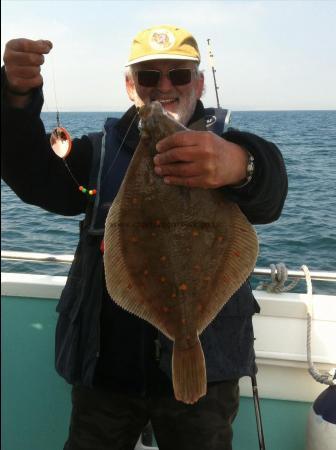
[104,101,258,404]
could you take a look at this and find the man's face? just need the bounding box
[126,59,204,125]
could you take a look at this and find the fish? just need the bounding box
[104,101,258,404]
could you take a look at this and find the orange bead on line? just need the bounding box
[79,186,96,196]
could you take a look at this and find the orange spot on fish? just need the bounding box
[130,236,138,243]
[181,318,186,325]
[193,264,201,271]
[171,293,177,299]
[155,219,161,226]
[217,236,224,242]
[197,304,203,312]
[160,276,166,283]
[192,230,199,237]
[160,256,167,262]
[163,306,169,313]
[203,276,211,282]
[127,283,132,289]
[233,251,240,257]
[179,283,188,291]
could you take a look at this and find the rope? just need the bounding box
[256,262,300,293]
[303,264,336,386]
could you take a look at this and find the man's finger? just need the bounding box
[5,65,41,79]
[153,146,198,165]
[6,75,44,91]
[154,162,200,178]
[7,38,53,55]
[156,131,197,152]
[5,51,46,67]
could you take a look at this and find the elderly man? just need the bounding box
[2,25,287,450]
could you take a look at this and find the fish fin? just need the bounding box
[172,336,207,404]
[197,203,259,333]
[104,197,174,337]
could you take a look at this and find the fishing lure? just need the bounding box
[50,112,96,196]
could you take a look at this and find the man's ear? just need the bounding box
[196,72,205,99]
[125,74,136,102]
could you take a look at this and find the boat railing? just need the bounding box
[1,250,336,282]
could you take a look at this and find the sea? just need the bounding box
[2,110,336,295]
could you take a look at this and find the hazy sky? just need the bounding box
[2,0,336,111]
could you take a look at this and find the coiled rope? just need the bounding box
[257,263,335,385]
[256,262,300,293]
[302,264,336,386]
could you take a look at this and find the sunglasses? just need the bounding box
[136,68,194,87]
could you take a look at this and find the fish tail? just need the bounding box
[172,336,207,404]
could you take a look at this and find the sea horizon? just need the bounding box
[42,108,336,113]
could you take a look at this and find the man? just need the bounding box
[2,25,287,450]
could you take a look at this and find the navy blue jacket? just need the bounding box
[1,71,288,394]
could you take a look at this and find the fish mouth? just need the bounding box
[151,98,179,118]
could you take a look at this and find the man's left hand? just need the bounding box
[154,131,248,189]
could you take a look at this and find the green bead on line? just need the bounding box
[79,186,96,196]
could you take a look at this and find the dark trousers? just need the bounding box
[63,379,239,450]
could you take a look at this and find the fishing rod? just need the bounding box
[206,38,220,108]
[206,37,266,449]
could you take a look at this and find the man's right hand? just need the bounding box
[3,38,53,95]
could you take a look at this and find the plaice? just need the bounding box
[104,101,259,404]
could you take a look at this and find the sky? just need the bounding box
[2,0,336,111]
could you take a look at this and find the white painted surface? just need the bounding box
[2,272,335,402]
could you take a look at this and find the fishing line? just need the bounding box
[50,51,61,127]
[48,48,140,197]
[48,49,96,195]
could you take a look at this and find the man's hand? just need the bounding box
[3,38,52,105]
[154,131,248,188]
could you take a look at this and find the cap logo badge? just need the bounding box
[149,29,175,51]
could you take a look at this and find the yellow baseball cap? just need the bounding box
[126,25,201,66]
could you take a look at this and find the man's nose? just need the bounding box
[156,73,174,91]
